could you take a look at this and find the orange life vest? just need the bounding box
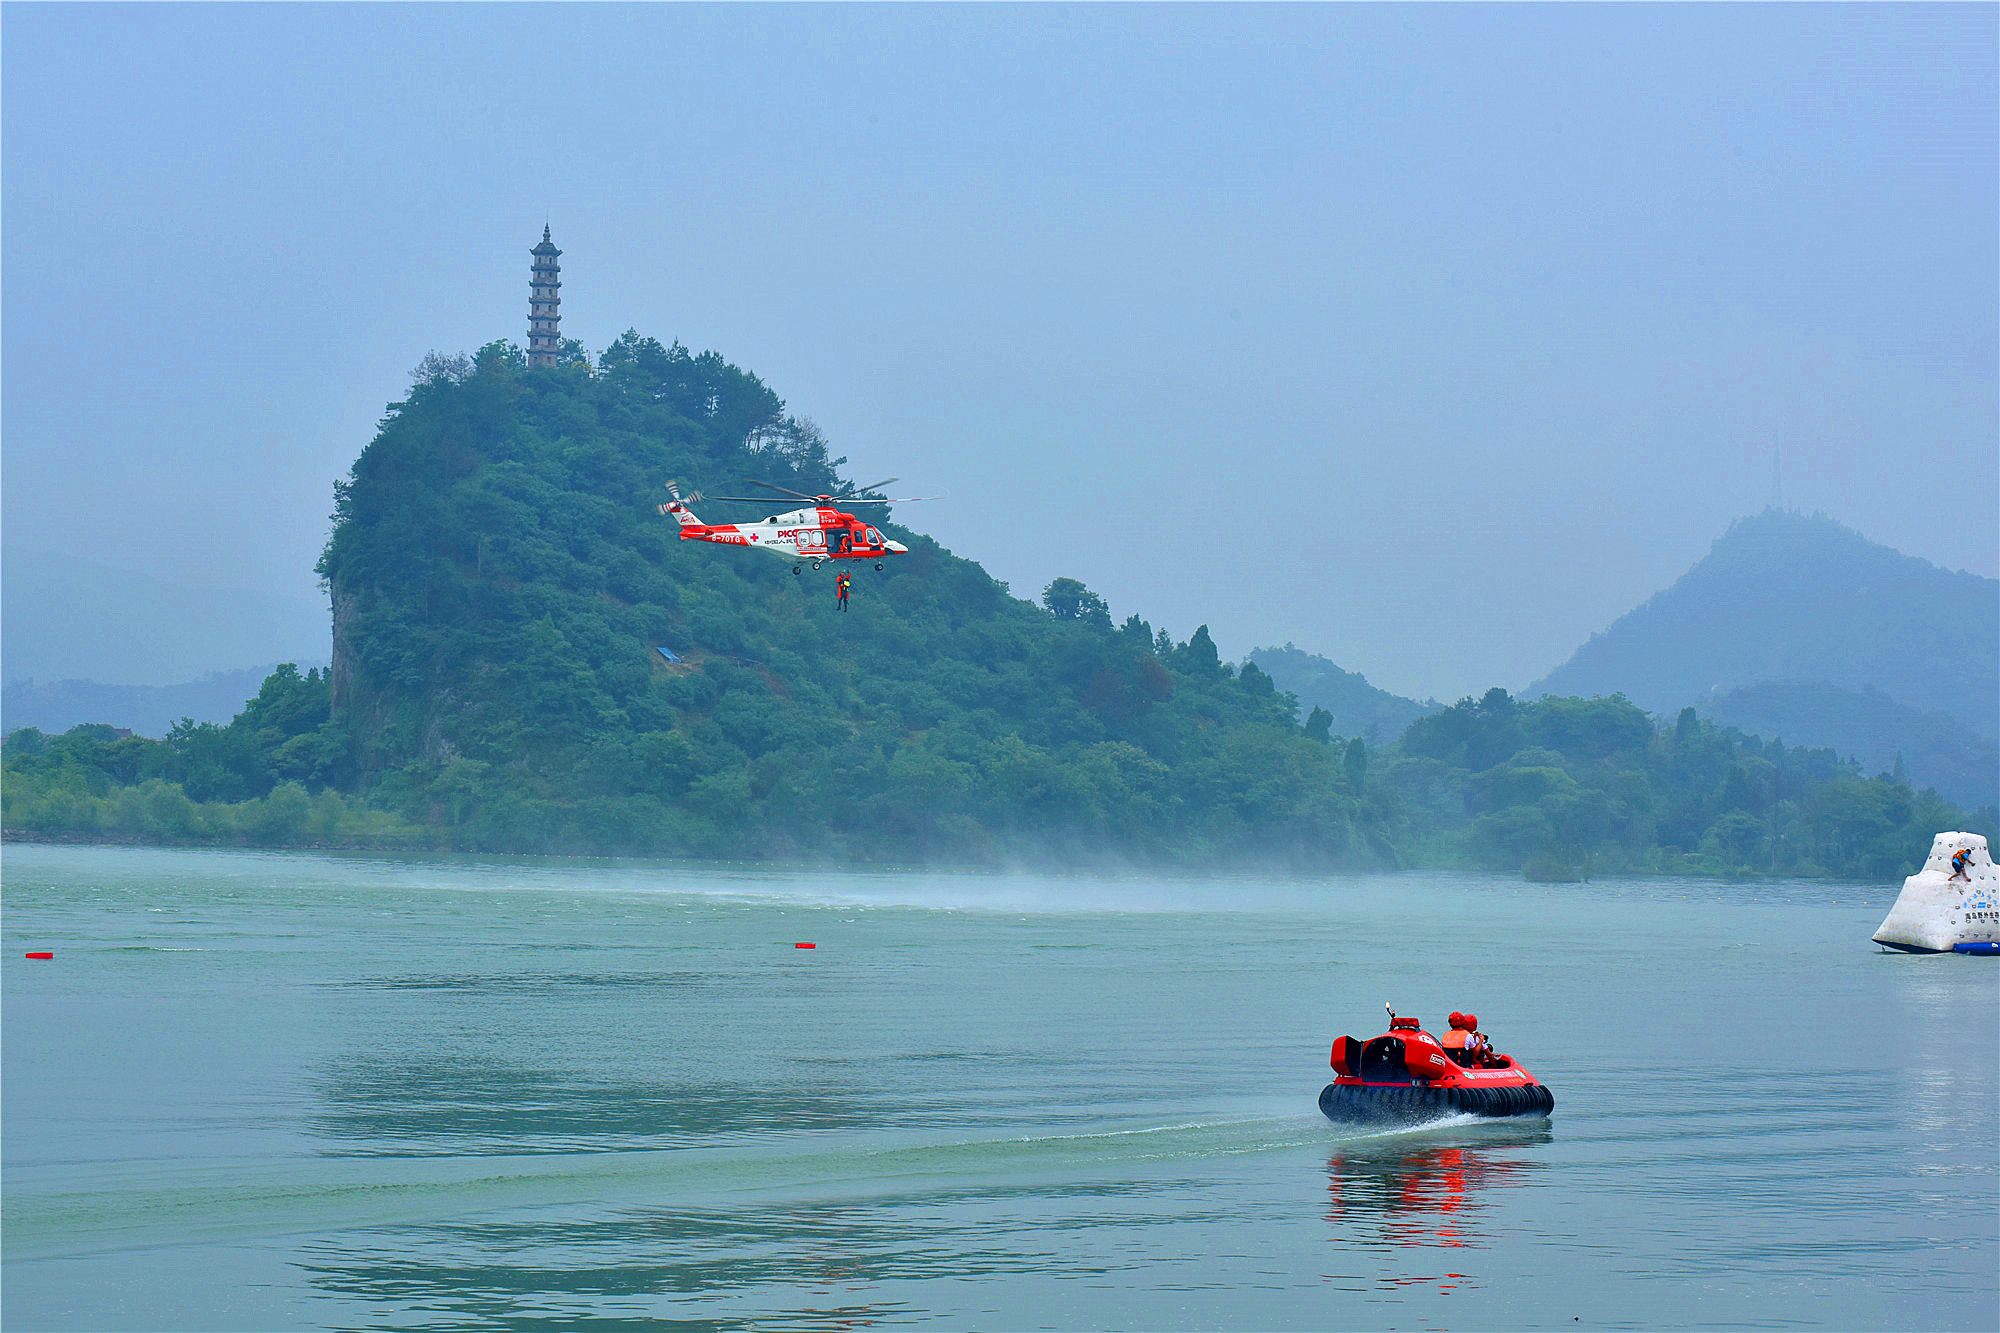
[1440,1028,1473,1051]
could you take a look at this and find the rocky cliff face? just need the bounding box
[328,580,358,714]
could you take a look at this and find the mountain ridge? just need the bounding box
[1529,510,1997,739]
[0,666,317,739]
[2,546,329,687]
[1696,680,1996,812]
[1246,644,1440,745]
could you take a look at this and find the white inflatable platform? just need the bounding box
[1872,832,1999,955]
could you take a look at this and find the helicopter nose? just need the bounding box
[886,540,908,553]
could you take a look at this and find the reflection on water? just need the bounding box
[298,1206,911,1332]
[295,1180,1179,1331]
[310,1052,880,1157]
[311,963,891,1157]
[1885,957,1989,1148]
[1325,1124,1552,1252]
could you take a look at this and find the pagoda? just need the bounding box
[527,226,562,368]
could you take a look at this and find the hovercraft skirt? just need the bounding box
[1319,1082,1554,1124]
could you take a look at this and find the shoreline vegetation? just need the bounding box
[6,685,1984,885]
[6,335,1991,882]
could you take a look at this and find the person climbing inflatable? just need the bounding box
[1874,833,1998,954]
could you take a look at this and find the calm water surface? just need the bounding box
[3,845,1994,1330]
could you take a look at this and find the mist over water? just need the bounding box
[4,845,1994,1330]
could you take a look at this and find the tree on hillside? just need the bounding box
[411,350,473,387]
[1042,578,1112,630]
[1178,625,1225,676]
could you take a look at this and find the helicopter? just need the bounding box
[658,477,933,573]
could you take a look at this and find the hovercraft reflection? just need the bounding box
[1325,1124,1552,1251]
[1321,1010,1554,1124]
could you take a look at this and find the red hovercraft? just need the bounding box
[1320,1005,1554,1125]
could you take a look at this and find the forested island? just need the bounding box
[3,337,1988,880]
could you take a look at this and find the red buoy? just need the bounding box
[25,952,53,960]
[794,942,816,949]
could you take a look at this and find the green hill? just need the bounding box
[1246,645,1439,746]
[1529,511,1998,738]
[309,336,1375,866]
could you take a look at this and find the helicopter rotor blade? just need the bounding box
[731,478,938,507]
[741,478,821,501]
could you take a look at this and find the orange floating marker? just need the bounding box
[794,942,816,949]
[25,952,53,960]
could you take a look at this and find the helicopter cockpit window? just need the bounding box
[865,528,882,547]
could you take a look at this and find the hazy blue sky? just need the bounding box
[5,3,1994,700]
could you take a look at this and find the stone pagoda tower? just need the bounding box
[527,226,562,368]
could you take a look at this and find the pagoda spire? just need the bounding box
[527,226,562,368]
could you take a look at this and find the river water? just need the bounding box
[3,844,1993,1330]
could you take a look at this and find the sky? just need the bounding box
[4,3,1994,702]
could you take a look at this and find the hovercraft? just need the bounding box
[1320,1008,1554,1125]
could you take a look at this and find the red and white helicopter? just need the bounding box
[658,478,932,573]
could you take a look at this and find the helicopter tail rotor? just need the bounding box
[659,479,706,525]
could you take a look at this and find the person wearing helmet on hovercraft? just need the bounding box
[1441,1012,1492,1066]
[1440,1012,1477,1065]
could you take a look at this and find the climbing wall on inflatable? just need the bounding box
[1873,832,1998,954]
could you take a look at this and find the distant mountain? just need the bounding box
[1247,644,1440,744]
[2,666,291,739]
[1698,681,1996,813]
[2,547,329,686]
[1529,511,1998,739]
